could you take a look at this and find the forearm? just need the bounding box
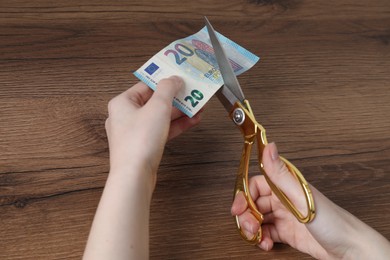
[307,186,390,259]
[351,215,390,260]
[83,166,154,260]
[329,205,390,259]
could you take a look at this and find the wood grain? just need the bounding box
[1,0,389,259]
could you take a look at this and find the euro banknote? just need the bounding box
[134,26,259,118]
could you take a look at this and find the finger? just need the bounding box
[262,142,308,215]
[249,175,272,199]
[168,112,202,140]
[231,191,248,216]
[246,176,272,214]
[154,76,182,101]
[236,210,261,240]
[258,224,275,251]
[255,195,273,215]
[171,107,186,121]
[145,76,183,114]
[123,81,154,106]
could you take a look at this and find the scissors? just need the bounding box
[205,17,316,244]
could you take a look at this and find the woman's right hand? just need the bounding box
[231,142,390,259]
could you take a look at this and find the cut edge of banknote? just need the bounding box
[133,25,260,118]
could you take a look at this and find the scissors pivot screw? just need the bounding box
[233,108,245,125]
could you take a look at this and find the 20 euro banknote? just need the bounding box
[134,26,259,118]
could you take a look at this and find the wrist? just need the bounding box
[109,147,160,180]
[108,161,157,199]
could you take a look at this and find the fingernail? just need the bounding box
[270,142,279,161]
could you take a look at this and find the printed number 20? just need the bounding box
[184,90,204,108]
[164,43,194,65]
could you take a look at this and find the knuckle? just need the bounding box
[105,118,110,130]
[276,160,290,177]
[107,97,120,114]
[107,98,115,113]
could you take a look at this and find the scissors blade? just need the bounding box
[205,17,246,111]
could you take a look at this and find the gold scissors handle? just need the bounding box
[231,100,316,244]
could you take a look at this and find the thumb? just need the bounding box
[262,142,308,215]
[147,76,183,110]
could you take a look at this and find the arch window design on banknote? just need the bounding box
[134,26,259,118]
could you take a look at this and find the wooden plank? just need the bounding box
[0,0,389,259]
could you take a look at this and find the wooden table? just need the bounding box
[1,0,389,259]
